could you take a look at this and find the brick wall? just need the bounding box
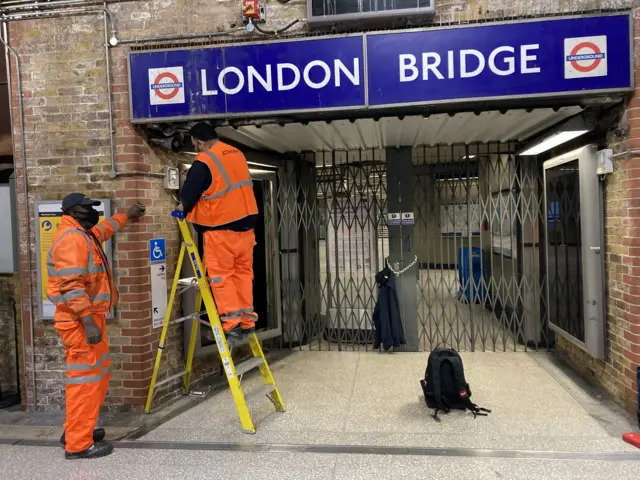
[6,0,638,411]
[554,8,640,419]
[0,275,19,398]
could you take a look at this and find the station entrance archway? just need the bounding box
[214,106,583,353]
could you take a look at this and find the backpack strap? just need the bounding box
[447,356,492,418]
[429,354,448,420]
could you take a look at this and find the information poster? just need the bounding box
[35,200,112,320]
[440,202,481,237]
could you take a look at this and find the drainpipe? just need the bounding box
[103,3,117,178]
[1,22,35,409]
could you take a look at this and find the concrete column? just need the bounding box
[386,147,419,351]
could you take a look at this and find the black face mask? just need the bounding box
[74,206,100,230]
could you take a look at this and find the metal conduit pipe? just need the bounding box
[0,0,126,11]
[119,27,245,45]
[2,8,121,176]
[0,22,36,409]
[1,7,117,44]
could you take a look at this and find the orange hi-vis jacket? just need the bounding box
[47,214,128,322]
[186,141,258,228]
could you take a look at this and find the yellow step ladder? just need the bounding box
[144,210,286,434]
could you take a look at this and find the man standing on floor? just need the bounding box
[180,121,259,339]
[47,193,146,459]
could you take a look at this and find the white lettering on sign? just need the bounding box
[399,45,540,82]
[199,58,360,96]
[248,65,273,92]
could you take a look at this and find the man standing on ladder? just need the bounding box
[47,193,146,459]
[180,122,259,339]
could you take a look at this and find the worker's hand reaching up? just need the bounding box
[127,202,147,220]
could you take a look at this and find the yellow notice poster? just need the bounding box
[36,200,111,320]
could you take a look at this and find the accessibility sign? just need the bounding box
[150,238,168,328]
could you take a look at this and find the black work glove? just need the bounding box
[81,316,102,345]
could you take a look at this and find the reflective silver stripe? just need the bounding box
[203,180,254,200]
[66,366,111,385]
[49,292,110,305]
[67,352,110,372]
[209,277,223,285]
[106,217,120,233]
[222,309,243,318]
[47,266,88,277]
[201,151,253,201]
[62,289,87,301]
[205,151,231,187]
[91,293,111,302]
[95,223,106,240]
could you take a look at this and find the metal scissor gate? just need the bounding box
[145,210,285,434]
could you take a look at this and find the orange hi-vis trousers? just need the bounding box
[55,313,111,453]
[203,229,257,332]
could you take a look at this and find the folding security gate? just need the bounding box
[274,143,553,352]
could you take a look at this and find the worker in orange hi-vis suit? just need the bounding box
[180,122,259,340]
[47,193,146,460]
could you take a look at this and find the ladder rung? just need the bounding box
[155,370,187,388]
[245,384,275,404]
[170,311,206,326]
[235,357,264,376]
[177,277,198,286]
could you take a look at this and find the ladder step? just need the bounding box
[155,370,187,388]
[169,311,206,326]
[235,357,264,376]
[245,384,276,404]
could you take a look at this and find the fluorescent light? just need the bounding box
[519,130,589,156]
[462,155,476,160]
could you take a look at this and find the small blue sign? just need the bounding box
[129,14,631,122]
[149,238,166,263]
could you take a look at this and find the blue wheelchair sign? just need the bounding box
[149,239,166,262]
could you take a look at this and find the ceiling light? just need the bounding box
[519,130,589,156]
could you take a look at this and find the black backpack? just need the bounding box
[420,348,491,420]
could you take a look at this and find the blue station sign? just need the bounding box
[128,14,632,122]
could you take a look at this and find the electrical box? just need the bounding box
[597,148,613,175]
[164,167,180,190]
[242,0,266,25]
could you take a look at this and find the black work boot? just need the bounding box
[60,428,106,447]
[241,326,256,335]
[224,325,242,340]
[65,441,114,460]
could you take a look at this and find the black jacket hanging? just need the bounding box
[372,266,406,351]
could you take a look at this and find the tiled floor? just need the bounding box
[1,350,639,479]
[140,351,637,452]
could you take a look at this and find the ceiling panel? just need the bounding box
[217,106,583,154]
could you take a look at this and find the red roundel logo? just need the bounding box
[568,42,605,73]
[151,72,182,100]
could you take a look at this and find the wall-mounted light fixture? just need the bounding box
[519,113,593,156]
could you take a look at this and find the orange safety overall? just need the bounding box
[46,213,128,453]
[186,141,259,332]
